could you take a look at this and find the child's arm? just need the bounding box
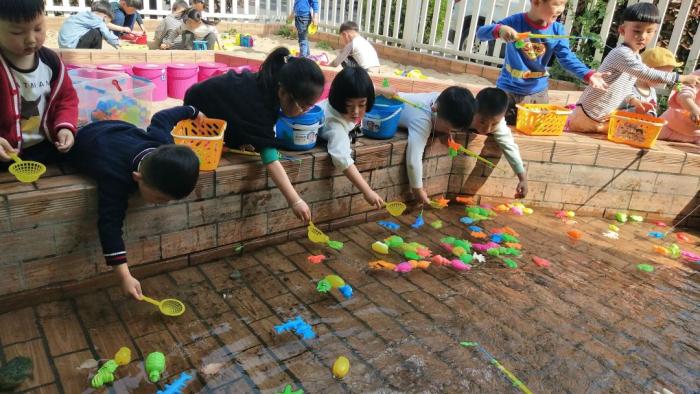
[107,21,131,33]
[161,24,182,49]
[476,14,519,42]
[146,106,200,139]
[344,165,384,208]
[50,64,79,152]
[329,42,354,68]
[0,137,17,161]
[405,117,432,205]
[490,121,528,198]
[98,21,121,48]
[677,86,700,125]
[552,28,608,90]
[264,149,312,222]
[311,0,320,24]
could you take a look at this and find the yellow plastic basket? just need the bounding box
[171,118,226,171]
[516,104,572,136]
[607,110,666,149]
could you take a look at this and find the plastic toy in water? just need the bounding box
[384,201,407,216]
[653,245,669,256]
[459,217,474,225]
[602,230,619,239]
[429,197,450,209]
[317,275,353,299]
[416,247,432,258]
[308,222,344,250]
[500,234,519,244]
[494,204,509,212]
[567,230,583,240]
[492,227,520,237]
[378,220,400,231]
[332,356,350,379]
[307,254,327,264]
[274,316,316,340]
[608,224,620,232]
[675,232,691,243]
[372,241,389,254]
[276,384,304,394]
[455,196,476,205]
[327,240,343,250]
[472,243,492,252]
[629,215,643,223]
[503,258,518,269]
[430,220,443,229]
[615,212,628,223]
[8,153,46,183]
[636,264,654,273]
[91,360,118,388]
[523,207,534,215]
[465,206,493,222]
[91,92,149,126]
[145,352,166,382]
[487,247,521,257]
[141,295,186,317]
[532,256,550,268]
[368,260,396,270]
[114,347,131,366]
[157,372,193,394]
[411,212,425,229]
[470,231,487,239]
[648,231,665,239]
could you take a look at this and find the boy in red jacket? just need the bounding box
[0,0,78,168]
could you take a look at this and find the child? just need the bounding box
[180,8,218,50]
[377,86,476,205]
[70,106,201,300]
[470,88,528,198]
[58,0,120,49]
[569,3,700,133]
[328,21,380,72]
[318,67,384,208]
[660,68,700,145]
[477,0,609,125]
[152,0,188,50]
[185,47,325,222]
[291,0,319,58]
[0,0,78,168]
[107,0,145,37]
[618,47,681,117]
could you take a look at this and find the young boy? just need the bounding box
[108,0,145,38]
[377,86,476,205]
[329,21,381,72]
[58,1,120,49]
[71,106,201,300]
[477,0,609,125]
[619,47,681,117]
[569,3,700,133]
[0,0,78,167]
[290,0,319,58]
[470,88,528,198]
[152,0,188,50]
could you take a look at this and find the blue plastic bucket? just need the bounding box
[275,105,324,151]
[361,96,404,139]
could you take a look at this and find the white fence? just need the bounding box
[46,0,699,73]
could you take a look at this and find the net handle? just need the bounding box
[9,153,22,164]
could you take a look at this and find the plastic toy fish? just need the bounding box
[668,243,681,259]
[411,260,431,269]
[307,255,327,264]
[431,255,451,266]
[416,247,432,258]
[471,231,487,239]
[602,230,619,239]
[503,258,518,269]
[492,227,520,237]
[468,225,483,232]
[430,220,443,229]
[494,204,509,212]
[615,212,628,223]
[510,206,523,216]
[532,256,550,268]
[394,261,414,273]
[629,215,643,223]
[157,372,193,394]
[608,224,620,232]
[372,241,389,254]
[504,242,522,249]
[636,264,654,273]
[275,316,316,340]
[681,251,700,263]
[114,347,131,366]
[378,220,400,230]
[91,360,118,389]
[490,233,504,243]
[459,216,474,225]
[654,221,667,227]
[450,260,471,271]
[411,213,424,229]
[501,234,519,243]
[145,352,166,383]
[653,245,669,255]
[332,356,350,379]
[455,196,476,205]
[368,260,396,270]
[648,231,665,239]
[555,211,567,218]
[523,207,534,215]
[567,230,583,240]
[675,232,691,243]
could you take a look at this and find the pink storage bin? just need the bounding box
[97,63,133,75]
[132,63,167,101]
[197,62,228,81]
[166,63,198,99]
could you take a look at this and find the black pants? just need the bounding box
[76,28,103,49]
[505,90,550,126]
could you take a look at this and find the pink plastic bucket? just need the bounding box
[97,63,133,75]
[166,63,198,99]
[132,63,167,101]
[319,82,331,101]
[197,62,228,81]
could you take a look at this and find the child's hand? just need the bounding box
[160,43,170,49]
[122,26,132,33]
[413,188,431,206]
[588,71,610,91]
[115,264,143,300]
[691,108,700,126]
[680,74,700,86]
[291,199,311,222]
[498,26,519,42]
[363,190,385,209]
[630,98,655,114]
[55,129,74,153]
[0,137,17,162]
[515,179,528,199]
[377,86,398,98]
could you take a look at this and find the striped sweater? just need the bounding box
[578,45,678,122]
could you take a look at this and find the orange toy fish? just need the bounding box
[567,230,583,240]
[653,246,669,256]
[368,260,396,270]
[455,196,476,205]
[431,255,451,266]
[409,260,431,269]
[505,242,522,249]
[307,255,327,264]
[471,231,488,239]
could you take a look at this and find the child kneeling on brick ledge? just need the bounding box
[70,106,202,300]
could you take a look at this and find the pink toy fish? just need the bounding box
[654,221,667,227]
[440,243,454,252]
[431,255,451,266]
[450,259,472,271]
[681,251,700,263]
[532,256,551,268]
[394,262,414,273]
[510,207,523,215]
[555,211,567,218]
[307,255,327,264]
[472,243,489,252]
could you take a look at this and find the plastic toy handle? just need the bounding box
[141,295,161,307]
[9,153,21,164]
[112,79,123,92]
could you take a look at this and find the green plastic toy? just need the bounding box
[145,352,166,382]
[503,258,518,269]
[91,360,118,389]
[637,264,654,273]
[615,212,628,223]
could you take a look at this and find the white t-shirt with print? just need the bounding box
[11,58,52,148]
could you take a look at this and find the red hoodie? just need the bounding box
[0,47,78,152]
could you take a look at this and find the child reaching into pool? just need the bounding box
[659,68,700,145]
[185,47,325,222]
[569,3,700,133]
[618,47,682,117]
[70,106,201,300]
[376,85,476,205]
[318,67,384,209]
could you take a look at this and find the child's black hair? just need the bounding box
[621,3,660,24]
[192,0,206,4]
[171,0,189,12]
[328,67,375,114]
[183,7,216,26]
[475,87,509,118]
[0,0,44,23]
[436,86,476,130]
[121,0,144,9]
[258,47,325,107]
[339,21,359,33]
[91,0,115,20]
[140,145,200,199]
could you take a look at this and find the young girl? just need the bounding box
[660,69,700,145]
[152,0,188,50]
[184,47,325,222]
[318,67,384,208]
[181,8,218,50]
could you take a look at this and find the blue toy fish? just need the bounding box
[411,213,425,229]
[378,221,400,230]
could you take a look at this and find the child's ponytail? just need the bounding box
[258,47,325,106]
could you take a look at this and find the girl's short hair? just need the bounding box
[328,66,375,114]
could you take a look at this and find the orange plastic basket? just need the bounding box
[171,118,226,171]
[607,110,666,149]
[516,104,572,136]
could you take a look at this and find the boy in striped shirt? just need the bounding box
[569,3,700,133]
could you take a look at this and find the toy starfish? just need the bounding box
[472,252,486,263]
[429,197,450,209]
[602,231,619,239]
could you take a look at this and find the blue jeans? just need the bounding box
[295,14,311,57]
